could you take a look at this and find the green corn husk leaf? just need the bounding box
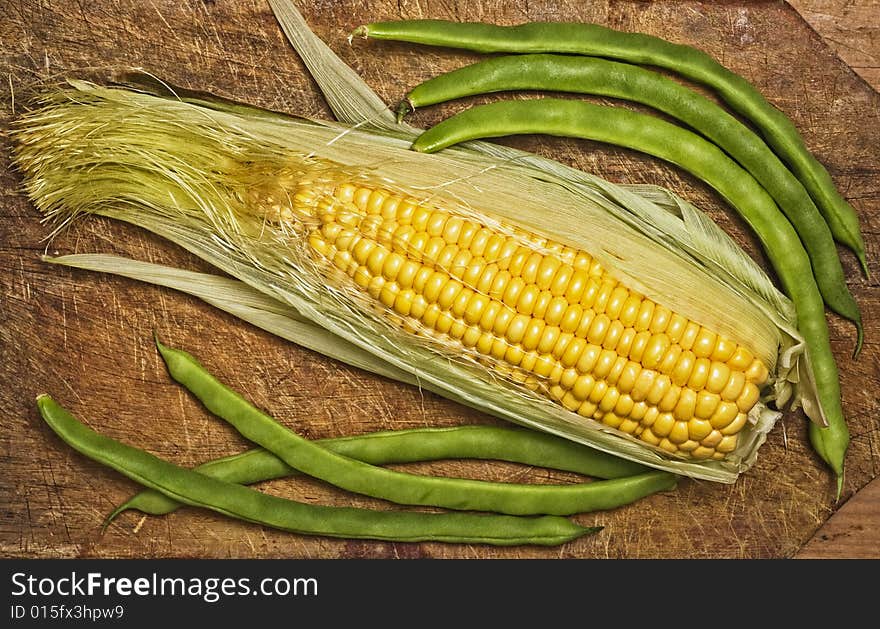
[11,4,811,482]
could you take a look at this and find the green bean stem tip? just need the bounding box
[395,100,413,123]
[852,320,863,359]
[857,252,869,279]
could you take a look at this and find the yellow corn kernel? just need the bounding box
[694,390,720,420]
[721,413,748,436]
[543,296,568,327]
[687,357,711,390]
[687,418,713,441]
[658,386,679,413]
[629,330,652,363]
[668,421,690,444]
[665,313,688,343]
[658,438,678,453]
[588,380,609,405]
[632,402,650,422]
[710,337,737,363]
[727,347,754,370]
[691,446,715,460]
[716,435,738,453]
[577,400,599,418]
[630,369,655,402]
[599,387,620,413]
[721,370,747,402]
[701,430,723,448]
[619,294,643,327]
[560,337,586,369]
[592,349,617,380]
[603,412,624,429]
[602,320,625,351]
[692,328,717,359]
[640,427,661,446]
[616,361,641,394]
[463,293,489,325]
[657,344,684,374]
[606,356,627,387]
[645,374,672,406]
[560,303,584,333]
[745,359,770,385]
[634,300,655,332]
[564,269,589,303]
[587,313,611,346]
[649,305,672,334]
[560,390,582,412]
[531,290,554,321]
[641,334,670,370]
[706,362,731,394]
[709,401,739,429]
[672,351,696,387]
[651,412,675,438]
[673,389,697,422]
[521,319,546,352]
[679,321,701,350]
[605,286,629,319]
[736,382,761,412]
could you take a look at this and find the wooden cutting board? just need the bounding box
[1,0,877,559]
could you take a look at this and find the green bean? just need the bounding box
[810,411,849,500]
[396,54,861,350]
[156,339,676,516]
[355,20,868,274]
[36,395,595,546]
[409,97,849,486]
[111,425,651,518]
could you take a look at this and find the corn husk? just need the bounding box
[12,3,814,482]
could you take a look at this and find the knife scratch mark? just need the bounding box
[176,389,193,459]
[147,0,179,43]
[60,285,68,349]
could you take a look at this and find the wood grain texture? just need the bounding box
[0,0,878,559]
[796,474,880,557]
[788,0,880,90]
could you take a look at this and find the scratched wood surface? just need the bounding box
[0,0,878,559]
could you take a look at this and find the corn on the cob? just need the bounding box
[13,79,804,482]
[241,174,769,461]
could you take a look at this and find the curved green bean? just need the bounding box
[810,413,849,499]
[355,19,868,274]
[112,425,651,518]
[410,97,849,485]
[37,395,595,546]
[157,340,676,516]
[397,53,861,349]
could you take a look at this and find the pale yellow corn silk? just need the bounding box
[13,81,804,481]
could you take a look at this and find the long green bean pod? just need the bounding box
[410,97,849,486]
[396,53,862,350]
[37,394,597,546]
[112,425,650,518]
[355,19,868,274]
[156,339,676,517]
